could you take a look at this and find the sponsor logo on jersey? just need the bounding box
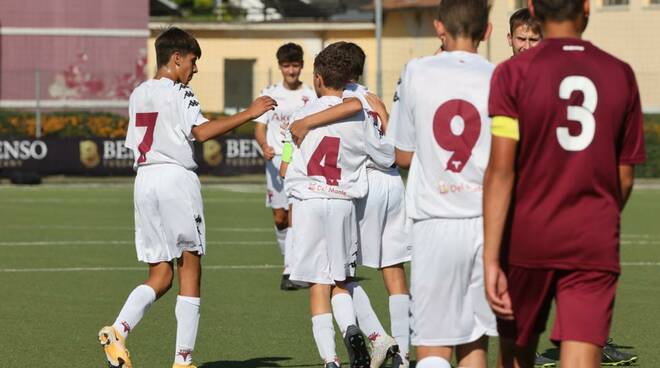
[184,90,195,99]
[188,99,199,108]
[437,180,483,194]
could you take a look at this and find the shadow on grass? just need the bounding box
[200,356,320,368]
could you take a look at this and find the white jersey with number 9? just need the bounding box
[389,52,494,220]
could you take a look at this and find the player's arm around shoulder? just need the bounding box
[290,98,362,146]
[191,96,276,142]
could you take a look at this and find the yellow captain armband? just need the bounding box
[281,142,293,163]
[491,116,520,141]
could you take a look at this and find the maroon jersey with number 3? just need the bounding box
[489,38,646,273]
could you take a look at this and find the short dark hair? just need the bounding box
[155,27,201,68]
[509,8,542,36]
[313,42,352,90]
[340,42,365,81]
[531,0,584,22]
[437,0,491,42]
[276,43,304,64]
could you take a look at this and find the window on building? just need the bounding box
[224,59,255,114]
[602,0,629,5]
[513,0,527,9]
[649,0,660,4]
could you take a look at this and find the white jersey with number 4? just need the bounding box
[125,78,208,170]
[286,95,394,200]
[390,52,494,220]
[255,82,316,155]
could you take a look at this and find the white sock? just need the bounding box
[312,313,338,364]
[275,226,287,257]
[331,293,357,337]
[416,356,452,368]
[112,284,156,339]
[283,226,293,275]
[389,294,410,358]
[346,282,387,342]
[174,296,201,365]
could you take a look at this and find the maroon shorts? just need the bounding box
[497,266,618,347]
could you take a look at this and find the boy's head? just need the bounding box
[508,8,542,55]
[312,42,352,96]
[529,0,590,33]
[434,0,492,48]
[276,43,304,86]
[340,42,366,82]
[155,27,201,84]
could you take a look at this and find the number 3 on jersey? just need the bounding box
[557,76,597,151]
[135,112,158,164]
[307,136,341,186]
[433,99,481,173]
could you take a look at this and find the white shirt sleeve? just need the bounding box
[389,63,416,152]
[177,85,208,140]
[363,111,396,168]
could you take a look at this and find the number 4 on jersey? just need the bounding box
[307,136,342,186]
[136,112,158,164]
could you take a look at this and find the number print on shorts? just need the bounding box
[432,99,481,173]
[307,136,341,186]
[556,76,597,151]
[135,112,158,164]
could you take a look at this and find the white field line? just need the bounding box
[0,240,275,247]
[0,225,272,232]
[0,262,658,273]
[0,183,264,192]
[0,197,262,204]
[0,264,281,273]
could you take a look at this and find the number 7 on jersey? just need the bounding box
[135,112,159,164]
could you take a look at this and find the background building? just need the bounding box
[147,0,660,113]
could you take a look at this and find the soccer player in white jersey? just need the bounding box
[289,42,411,368]
[285,42,394,368]
[389,2,497,367]
[97,27,275,368]
[254,43,317,290]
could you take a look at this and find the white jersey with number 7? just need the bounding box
[125,78,208,170]
[390,52,494,220]
[285,95,394,200]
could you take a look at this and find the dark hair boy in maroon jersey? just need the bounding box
[483,0,646,367]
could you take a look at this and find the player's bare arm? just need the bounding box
[394,149,413,169]
[483,135,517,320]
[193,96,276,142]
[255,123,275,160]
[619,165,635,208]
[290,98,362,146]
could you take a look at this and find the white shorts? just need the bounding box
[265,155,288,209]
[134,164,206,263]
[289,198,358,285]
[356,169,411,268]
[410,217,497,346]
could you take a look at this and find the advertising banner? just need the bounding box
[0,136,265,176]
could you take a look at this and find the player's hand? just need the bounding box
[290,119,310,147]
[247,96,277,120]
[365,93,389,131]
[261,143,275,160]
[484,261,514,320]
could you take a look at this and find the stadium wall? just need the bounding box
[0,0,149,112]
